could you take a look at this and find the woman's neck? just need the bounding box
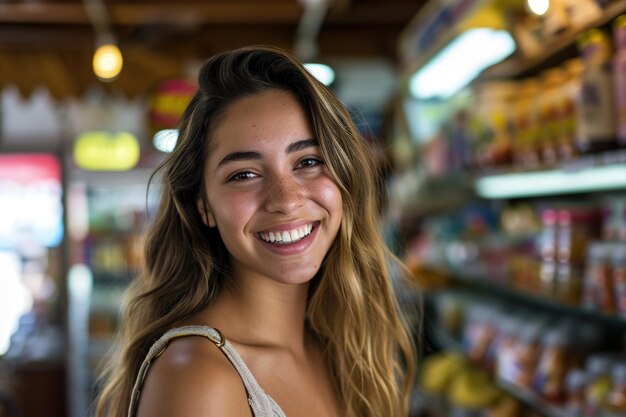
[198,274,312,355]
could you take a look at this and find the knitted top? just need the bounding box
[128,325,286,417]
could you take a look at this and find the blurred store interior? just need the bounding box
[2,0,626,416]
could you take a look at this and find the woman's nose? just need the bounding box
[263,174,304,214]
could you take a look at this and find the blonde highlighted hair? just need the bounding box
[95,45,416,417]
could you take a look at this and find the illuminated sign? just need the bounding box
[0,153,63,248]
[73,131,140,171]
[149,79,197,128]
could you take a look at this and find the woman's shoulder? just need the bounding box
[135,332,252,417]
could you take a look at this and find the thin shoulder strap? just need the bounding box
[127,325,284,417]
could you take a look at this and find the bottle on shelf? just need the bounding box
[564,369,587,417]
[613,15,626,147]
[612,243,626,318]
[512,321,543,390]
[576,29,618,153]
[560,58,584,161]
[584,353,614,417]
[538,68,568,167]
[539,208,558,299]
[582,242,616,314]
[513,79,541,169]
[533,324,574,404]
[602,361,626,416]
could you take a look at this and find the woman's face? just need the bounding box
[198,89,343,286]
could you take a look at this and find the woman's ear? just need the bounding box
[197,198,217,227]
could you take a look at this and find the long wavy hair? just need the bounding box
[95,45,416,417]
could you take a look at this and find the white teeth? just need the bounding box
[258,223,314,245]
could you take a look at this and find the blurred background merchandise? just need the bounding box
[3,0,626,417]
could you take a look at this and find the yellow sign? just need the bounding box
[74,131,140,171]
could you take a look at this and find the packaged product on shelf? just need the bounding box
[513,79,541,169]
[582,242,616,314]
[463,304,497,372]
[471,82,517,169]
[576,29,618,153]
[495,315,523,385]
[532,324,574,404]
[602,198,626,242]
[539,208,558,298]
[555,206,601,306]
[538,68,568,166]
[603,361,626,416]
[511,321,544,390]
[612,243,626,318]
[555,259,584,306]
[564,369,587,417]
[556,206,601,267]
[584,353,615,417]
[613,15,626,146]
[560,59,584,160]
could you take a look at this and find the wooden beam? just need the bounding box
[0,3,303,25]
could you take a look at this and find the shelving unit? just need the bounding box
[483,0,626,80]
[395,2,626,416]
[66,171,159,417]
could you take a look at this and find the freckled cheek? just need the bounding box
[212,192,259,231]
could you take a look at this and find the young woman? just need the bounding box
[95,45,416,417]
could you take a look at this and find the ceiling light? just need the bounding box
[304,63,335,86]
[527,0,550,16]
[409,28,515,99]
[93,43,123,82]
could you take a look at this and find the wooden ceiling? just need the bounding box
[0,0,426,99]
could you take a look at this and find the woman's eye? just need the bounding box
[297,158,323,169]
[228,171,258,182]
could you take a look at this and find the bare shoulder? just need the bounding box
[135,335,252,417]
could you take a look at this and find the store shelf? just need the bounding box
[475,161,626,199]
[496,379,569,417]
[482,0,626,79]
[425,264,626,329]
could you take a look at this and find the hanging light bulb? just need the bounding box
[527,0,549,16]
[93,41,123,82]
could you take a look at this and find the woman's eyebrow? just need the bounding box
[217,138,319,168]
[286,138,318,153]
[217,151,262,167]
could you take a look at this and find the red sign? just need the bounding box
[149,79,197,128]
[0,154,61,183]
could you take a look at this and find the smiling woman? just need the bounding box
[95,46,417,417]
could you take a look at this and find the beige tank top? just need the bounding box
[128,325,286,417]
